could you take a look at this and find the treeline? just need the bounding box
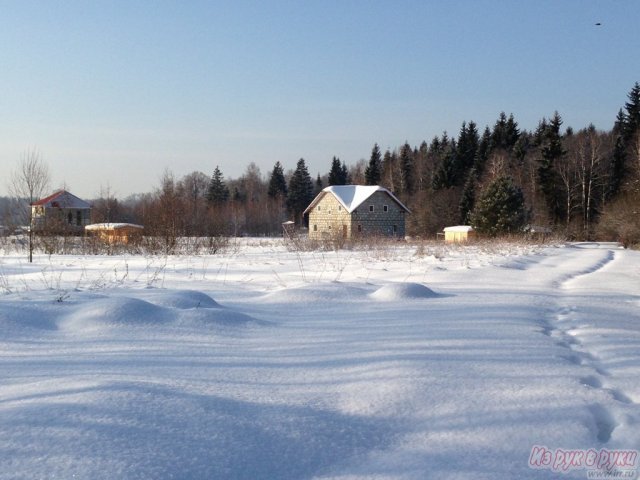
[89,82,640,245]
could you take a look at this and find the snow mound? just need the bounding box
[133,289,220,309]
[61,297,170,332]
[370,282,439,301]
[261,283,370,303]
[56,292,263,333]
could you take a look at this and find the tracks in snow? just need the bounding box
[542,247,635,445]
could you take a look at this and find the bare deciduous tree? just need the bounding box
[9,148,50,262]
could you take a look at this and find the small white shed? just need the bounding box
[443,225,476,243]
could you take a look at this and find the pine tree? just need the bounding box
[267,161,287,199]
[315,174,323,195]
[505,114,520,148]
[459,171,476,224]
[471,176,527,236]
[473,127,491,176]
[286,158,314,225]
[340,161,351,185]
[364,143,382,185]
[328,156,345,185]
[206,166,230,205]
[399,142,414,195]
[623,82,640,141]
[537,112,566,223]
[432,144,457,190]
[455,121,479,183]
[490,112,520,151]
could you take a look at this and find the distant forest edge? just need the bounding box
[3,82,640,247]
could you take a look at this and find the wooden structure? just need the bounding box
[282,220,295,240]
[85,223,144,245]
[304,185,409,240]
[31,190,92,233]
[443,225,476,243]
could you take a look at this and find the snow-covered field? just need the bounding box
[0,240,639,479]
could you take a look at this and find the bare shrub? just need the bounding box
[597,193,640,248]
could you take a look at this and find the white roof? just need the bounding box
[85,223,144,231]
[443,225,474,233]
[304,185,409,214]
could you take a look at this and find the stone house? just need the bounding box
[31,190,92,233]
[304,185,409,240]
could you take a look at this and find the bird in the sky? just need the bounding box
[595,22,602,26]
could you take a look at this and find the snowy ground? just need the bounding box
[0,240,638,479]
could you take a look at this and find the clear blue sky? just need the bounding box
[1,0,638,198]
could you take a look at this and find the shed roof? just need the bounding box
[85,223,143,231]
[443,225,474,233]
[31,190,91,209]
[304,185,410,214]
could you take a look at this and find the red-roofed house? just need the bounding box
[31,190,92,233]
[304,185,409,240]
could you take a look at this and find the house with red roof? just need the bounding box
[304,185,409,240]
[31,190,92,233]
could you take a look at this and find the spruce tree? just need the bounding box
[471,176,527,236]
[267,161,288,199]
[459,171,476,224]
[399,142,414,195]
[473,127,491,177]
[505,114,520,148]
[364,143,382,185]
[315,174,323,195]
[537,112,566,223]
[490,112,520,151]
[455,121,479,182]
[328,156,344,185]
[623,82,640,141]
[432,144,457,190]
[206,166,230,205]
[286,158,314,225]
[340,161,351,185]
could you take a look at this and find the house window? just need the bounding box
[76,211,82,226]
[338,206,342,211]
[357,224,362,232]
[67,212,73,224]
[393,225,398,234]
[369,205,374,212]
[313,225,317,231]
[317,206,321,211]
[383,205,388,212]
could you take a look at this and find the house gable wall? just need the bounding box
[308,193,352,240]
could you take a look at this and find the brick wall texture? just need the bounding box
[308,191,406,240]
